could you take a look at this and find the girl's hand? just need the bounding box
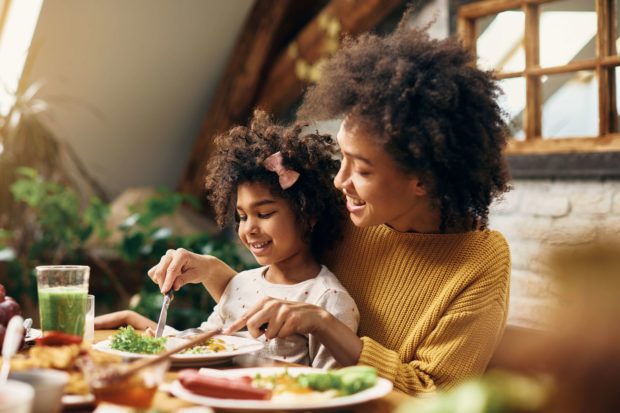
[223,297,329,340]
[148,248,212,294]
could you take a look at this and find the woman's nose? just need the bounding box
[334,163,349,191]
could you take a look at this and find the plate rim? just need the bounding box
[61,393,95,407]
[167,366,394,410]
[93,334,264,361]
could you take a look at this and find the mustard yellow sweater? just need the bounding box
[323,223,510,395]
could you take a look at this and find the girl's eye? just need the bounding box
[236,214,247,222]
[258,212,275,219]
[355,170,371,177]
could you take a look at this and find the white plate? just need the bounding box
[93,335,264,366]
[167,366,393,410]
[61,393,95,409]
[24,328,42,342]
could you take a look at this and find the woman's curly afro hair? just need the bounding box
[205,110,346,257]
[298,21,511,231]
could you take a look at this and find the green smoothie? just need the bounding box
[38,287,87,335]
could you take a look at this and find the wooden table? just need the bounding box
[64,330,410,412]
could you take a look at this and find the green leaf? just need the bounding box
[83,197,110,239]
[120,232,145,261]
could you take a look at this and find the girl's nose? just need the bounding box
[245,217,259,234]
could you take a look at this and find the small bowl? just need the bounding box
[0,380,35,413]
[82,360,170,408]
[10,369,69,413]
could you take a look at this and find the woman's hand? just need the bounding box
[147,249,236,301]
[223,297,363,366]
[223,297,329,339]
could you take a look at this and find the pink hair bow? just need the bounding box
[263,151,300,190]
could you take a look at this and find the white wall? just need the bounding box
[490,180,620,329]
[22,0,253,198]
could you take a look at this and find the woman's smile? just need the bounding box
[345,195,367,213]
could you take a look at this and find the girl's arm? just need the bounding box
[94,310,156,330]
[223,298,363,366]
[148,249,237,302]
[314,310,363,366]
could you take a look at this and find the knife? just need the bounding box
[155,290,174,338]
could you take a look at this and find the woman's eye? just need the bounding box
[258,212,275,219]
[356,170,371,177]
[236,214,247,222]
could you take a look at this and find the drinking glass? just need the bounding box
[84,294,95,343]
[36,265,89,335]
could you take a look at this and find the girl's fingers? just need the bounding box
[223,297,272,334]
[246,310,271,338]
[149,250,174,290]
[263,306,288,340]
[277,317,298,339]
[161,249,188,293]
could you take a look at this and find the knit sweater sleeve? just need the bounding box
[358,268,509,394]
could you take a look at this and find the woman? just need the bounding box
[150,24,511,394]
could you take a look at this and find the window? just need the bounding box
[458,0,620,156]
[0,0,43,116]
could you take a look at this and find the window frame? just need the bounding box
[458,0,620,178]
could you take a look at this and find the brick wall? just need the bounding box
[489,179,620,329]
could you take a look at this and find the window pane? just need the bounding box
[542,71,598,139]
[476,10,524,73]
[497,77,526,140]
[540,0,597,68]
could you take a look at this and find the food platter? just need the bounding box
[167,366,393,410]
[93,335,264,367]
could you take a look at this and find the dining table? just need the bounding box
[61,329,411,413]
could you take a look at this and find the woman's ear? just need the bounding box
[309,217,318,232]
[410,176,427,197]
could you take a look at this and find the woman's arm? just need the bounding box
[357,300,507,394]
[148,249,237,302]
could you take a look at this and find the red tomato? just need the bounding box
[35,331,83,346]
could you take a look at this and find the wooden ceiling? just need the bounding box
[179,0,405,202]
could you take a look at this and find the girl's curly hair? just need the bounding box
[205,110,346,257]
[298,23,511,231]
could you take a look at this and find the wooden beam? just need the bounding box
[597,0,615,136]
[523,2,541,140]
[254,0,404,116]
[507,134,620,154]
[457,17,476,53]
[178,0,320,198]
[459,0,521,19]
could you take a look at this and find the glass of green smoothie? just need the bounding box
[36,265,89,336]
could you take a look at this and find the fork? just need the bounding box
[175,323,269,339]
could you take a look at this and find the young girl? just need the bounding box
[96,110,358,368]
[197,109,358,368]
